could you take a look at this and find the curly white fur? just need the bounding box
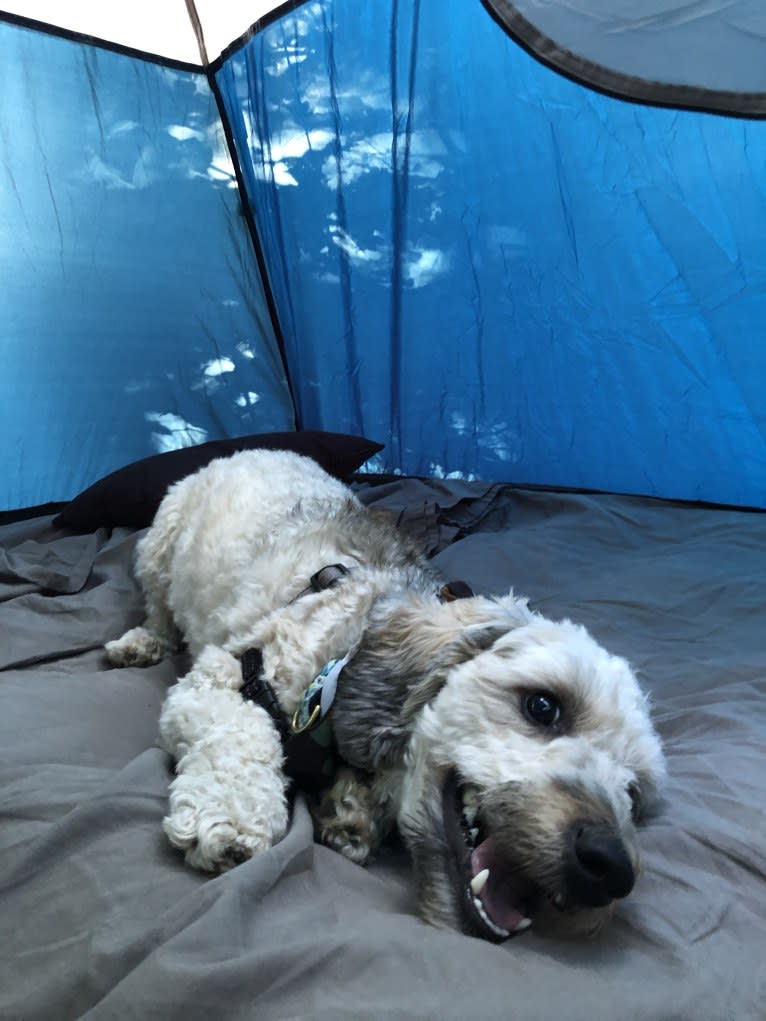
[106,449,665,941]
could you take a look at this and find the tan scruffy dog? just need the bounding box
[107,450,665,943]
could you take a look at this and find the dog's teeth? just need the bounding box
[515,917,532,932]
[461,786,479,826]
[554,893,565,909]
[463,786,478,807]
[472,896,511,939]
[470,868,489,896]
[469,827,479,843]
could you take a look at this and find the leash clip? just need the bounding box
[291,702,321,734]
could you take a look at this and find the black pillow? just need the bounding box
[54,430,383,531]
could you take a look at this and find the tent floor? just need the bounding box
[1,478,763,1020]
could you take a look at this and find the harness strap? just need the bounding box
[289,563,349,604]
[240,648,340,792]
[238,567,474,792]
[240,648,291,743]
[440,580,475,601]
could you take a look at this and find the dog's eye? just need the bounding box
[523,692,561,728]
[627,782,642,823]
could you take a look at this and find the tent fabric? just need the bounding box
[217,0,766,506]
[0,18,294,511]
[483,0,766,117]
[1,5,766,1017]
[2,2,766,510]
[4,1,766,104]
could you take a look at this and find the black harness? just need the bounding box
[239,566,473,793]
[240,643,342,792]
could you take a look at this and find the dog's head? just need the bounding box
[335,593,665,942]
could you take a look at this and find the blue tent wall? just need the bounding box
[217,0,766,506]
[0,20,294,510]
[2,5,766,511]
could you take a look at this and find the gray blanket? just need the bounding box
[1,480,764,1020]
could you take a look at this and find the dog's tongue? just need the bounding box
[471,838,528,933]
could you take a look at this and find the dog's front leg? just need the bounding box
[313,766,401,865]
[158,645,289,871]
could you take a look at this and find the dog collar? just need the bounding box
[238,570,474,792]
[239,648,348,792]
[291,654,348,733]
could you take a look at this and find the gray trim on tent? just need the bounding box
[482,0,766,118]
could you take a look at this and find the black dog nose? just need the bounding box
[564,826,636,907]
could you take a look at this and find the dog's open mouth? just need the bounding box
[442,771,539,943]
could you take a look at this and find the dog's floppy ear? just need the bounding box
[402,620,510,720]
[333,600,522,771]
[448,619,513,661]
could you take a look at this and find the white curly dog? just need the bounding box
[106,449,665,942]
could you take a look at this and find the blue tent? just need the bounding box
[2,7,766,1019]
[2,1,765,510]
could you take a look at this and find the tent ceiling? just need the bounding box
[5,1,766,106]
[0,1,286,65]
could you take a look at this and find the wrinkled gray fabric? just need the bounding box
[1,485,764,1020]
[355,476,499,556]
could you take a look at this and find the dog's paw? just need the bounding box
[163,767,289,872]
[169,816,268,872]
[319,819,376,865]
[315,769,378,865]
[105,627,165,667]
